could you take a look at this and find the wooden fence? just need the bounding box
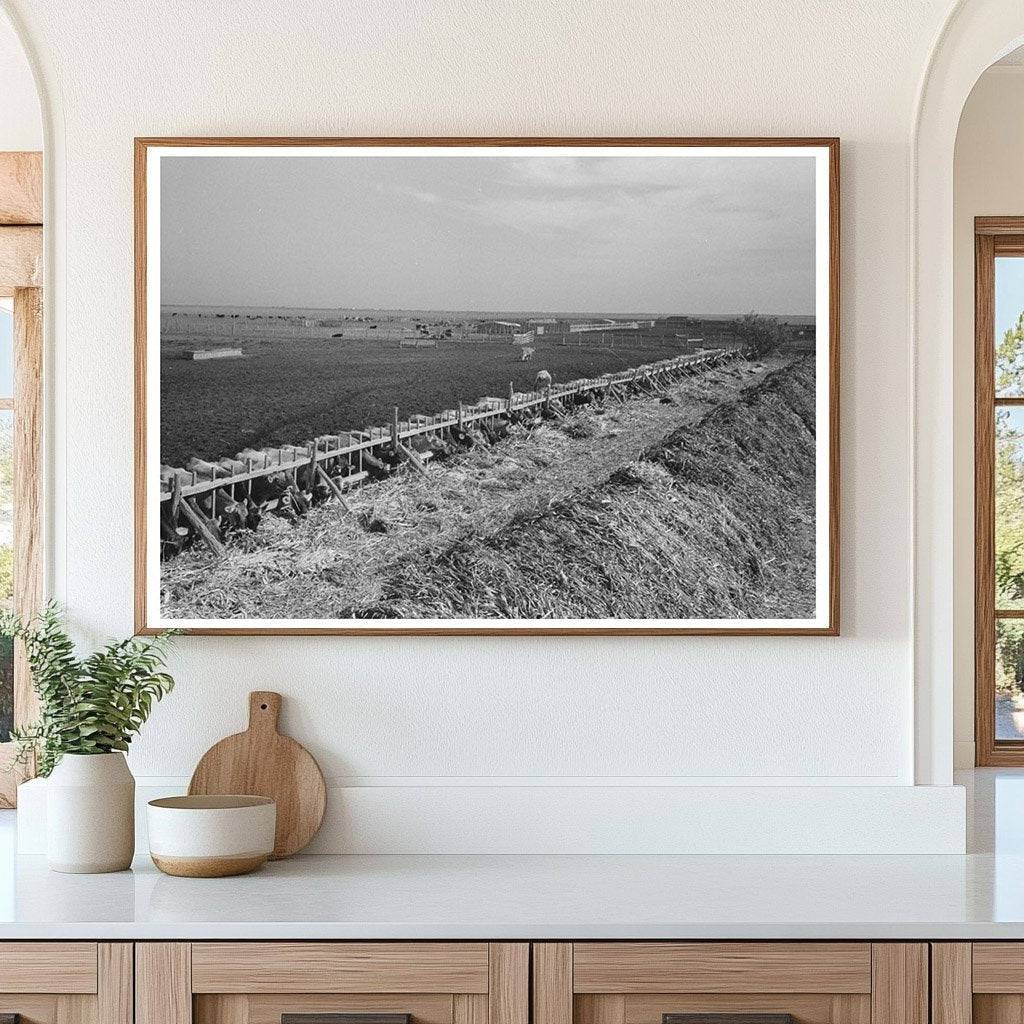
[159,346,744,557]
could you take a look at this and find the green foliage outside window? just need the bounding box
[995,314,1024,695]
[0,411,13,740]
[0,634,11,743]
[998,311,1024,396]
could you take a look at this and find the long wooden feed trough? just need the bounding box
[158,347,743,556]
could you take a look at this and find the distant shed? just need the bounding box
[185,347,244,361]
[476,320,522,335]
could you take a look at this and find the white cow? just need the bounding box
[519,346,535,362]
[535,369,552,389]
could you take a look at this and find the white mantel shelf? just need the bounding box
[1,850,1023,940]
[0,770,1017,941]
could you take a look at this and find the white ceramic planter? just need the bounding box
[46,752,135,873]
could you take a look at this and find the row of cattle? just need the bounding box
[159,350,739,558]
[160,435,434,553]
[159,383,575,557]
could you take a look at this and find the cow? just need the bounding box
[519,347,535,362]
[184,457,252,533]
[234,447,294,512]
[159,466,193,554]
[535,369,552,389]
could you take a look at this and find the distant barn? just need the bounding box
[476,320,522,335]
[184,347,244,361]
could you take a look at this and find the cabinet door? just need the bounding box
[534,944,927,1024]
[0,942,132,1024]
[137,943,528,1024]
[935,943,1024,1024]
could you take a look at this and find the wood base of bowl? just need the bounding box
[151,853,268,878]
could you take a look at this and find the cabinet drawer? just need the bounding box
[572,943,872,994]
[139,942,528,1024]
[191,943,490,993]
[535,943,925,1024]
[0,942,98,993]
[973,943,1024,992]
[934,942,1024,1024]
[197,993,457,1024]
[0,943,130,1024]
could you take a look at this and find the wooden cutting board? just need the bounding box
[188,691,326,859]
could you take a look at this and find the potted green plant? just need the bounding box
[2,604,177,873]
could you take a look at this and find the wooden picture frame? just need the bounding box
[135,137,840,636]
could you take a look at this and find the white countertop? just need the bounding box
[0,848,1022,940]
[1,769,1021,941]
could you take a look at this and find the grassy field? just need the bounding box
[363,358,816,621]
[160,335,694,466]
[161,355,816,622]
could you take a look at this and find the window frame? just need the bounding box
[975,218,1024,765]
[0,150,43,807]
[0,289,42,806]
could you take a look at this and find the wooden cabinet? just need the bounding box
[533,944,928,1024]
[136,943,528,1024]
[0,938,938,1024]
[931,943,1024,1024]
[0,943,132,1024]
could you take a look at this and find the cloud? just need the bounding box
[473,193,632,231]
[505,155,798,195]
[393,185,443,205]
[511,157,593,189]
[384,155,813,243]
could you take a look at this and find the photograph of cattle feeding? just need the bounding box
[137,140,838,634]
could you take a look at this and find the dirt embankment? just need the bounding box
[160,355,816,621]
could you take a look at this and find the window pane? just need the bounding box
[997,407,1024,609]
[998,619,1024,740]
[0,304,12,399]
[0,409,12,742]
[996,256,1024,396]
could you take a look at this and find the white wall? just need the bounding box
[0,10,40,151]
[0,0,973,851]
[952,65,1024,768]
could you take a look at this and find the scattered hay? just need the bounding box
[159,355,812,621]
[356,359,817,621]
[561,416,599,439]
[357,513,388,534]
[608,461,674,489]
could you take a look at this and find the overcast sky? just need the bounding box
[160,152,816,316]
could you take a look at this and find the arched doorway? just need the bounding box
[914,0,1024,785]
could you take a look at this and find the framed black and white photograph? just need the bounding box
[135,137,839,636]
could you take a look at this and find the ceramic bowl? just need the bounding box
[147,795,276,877]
